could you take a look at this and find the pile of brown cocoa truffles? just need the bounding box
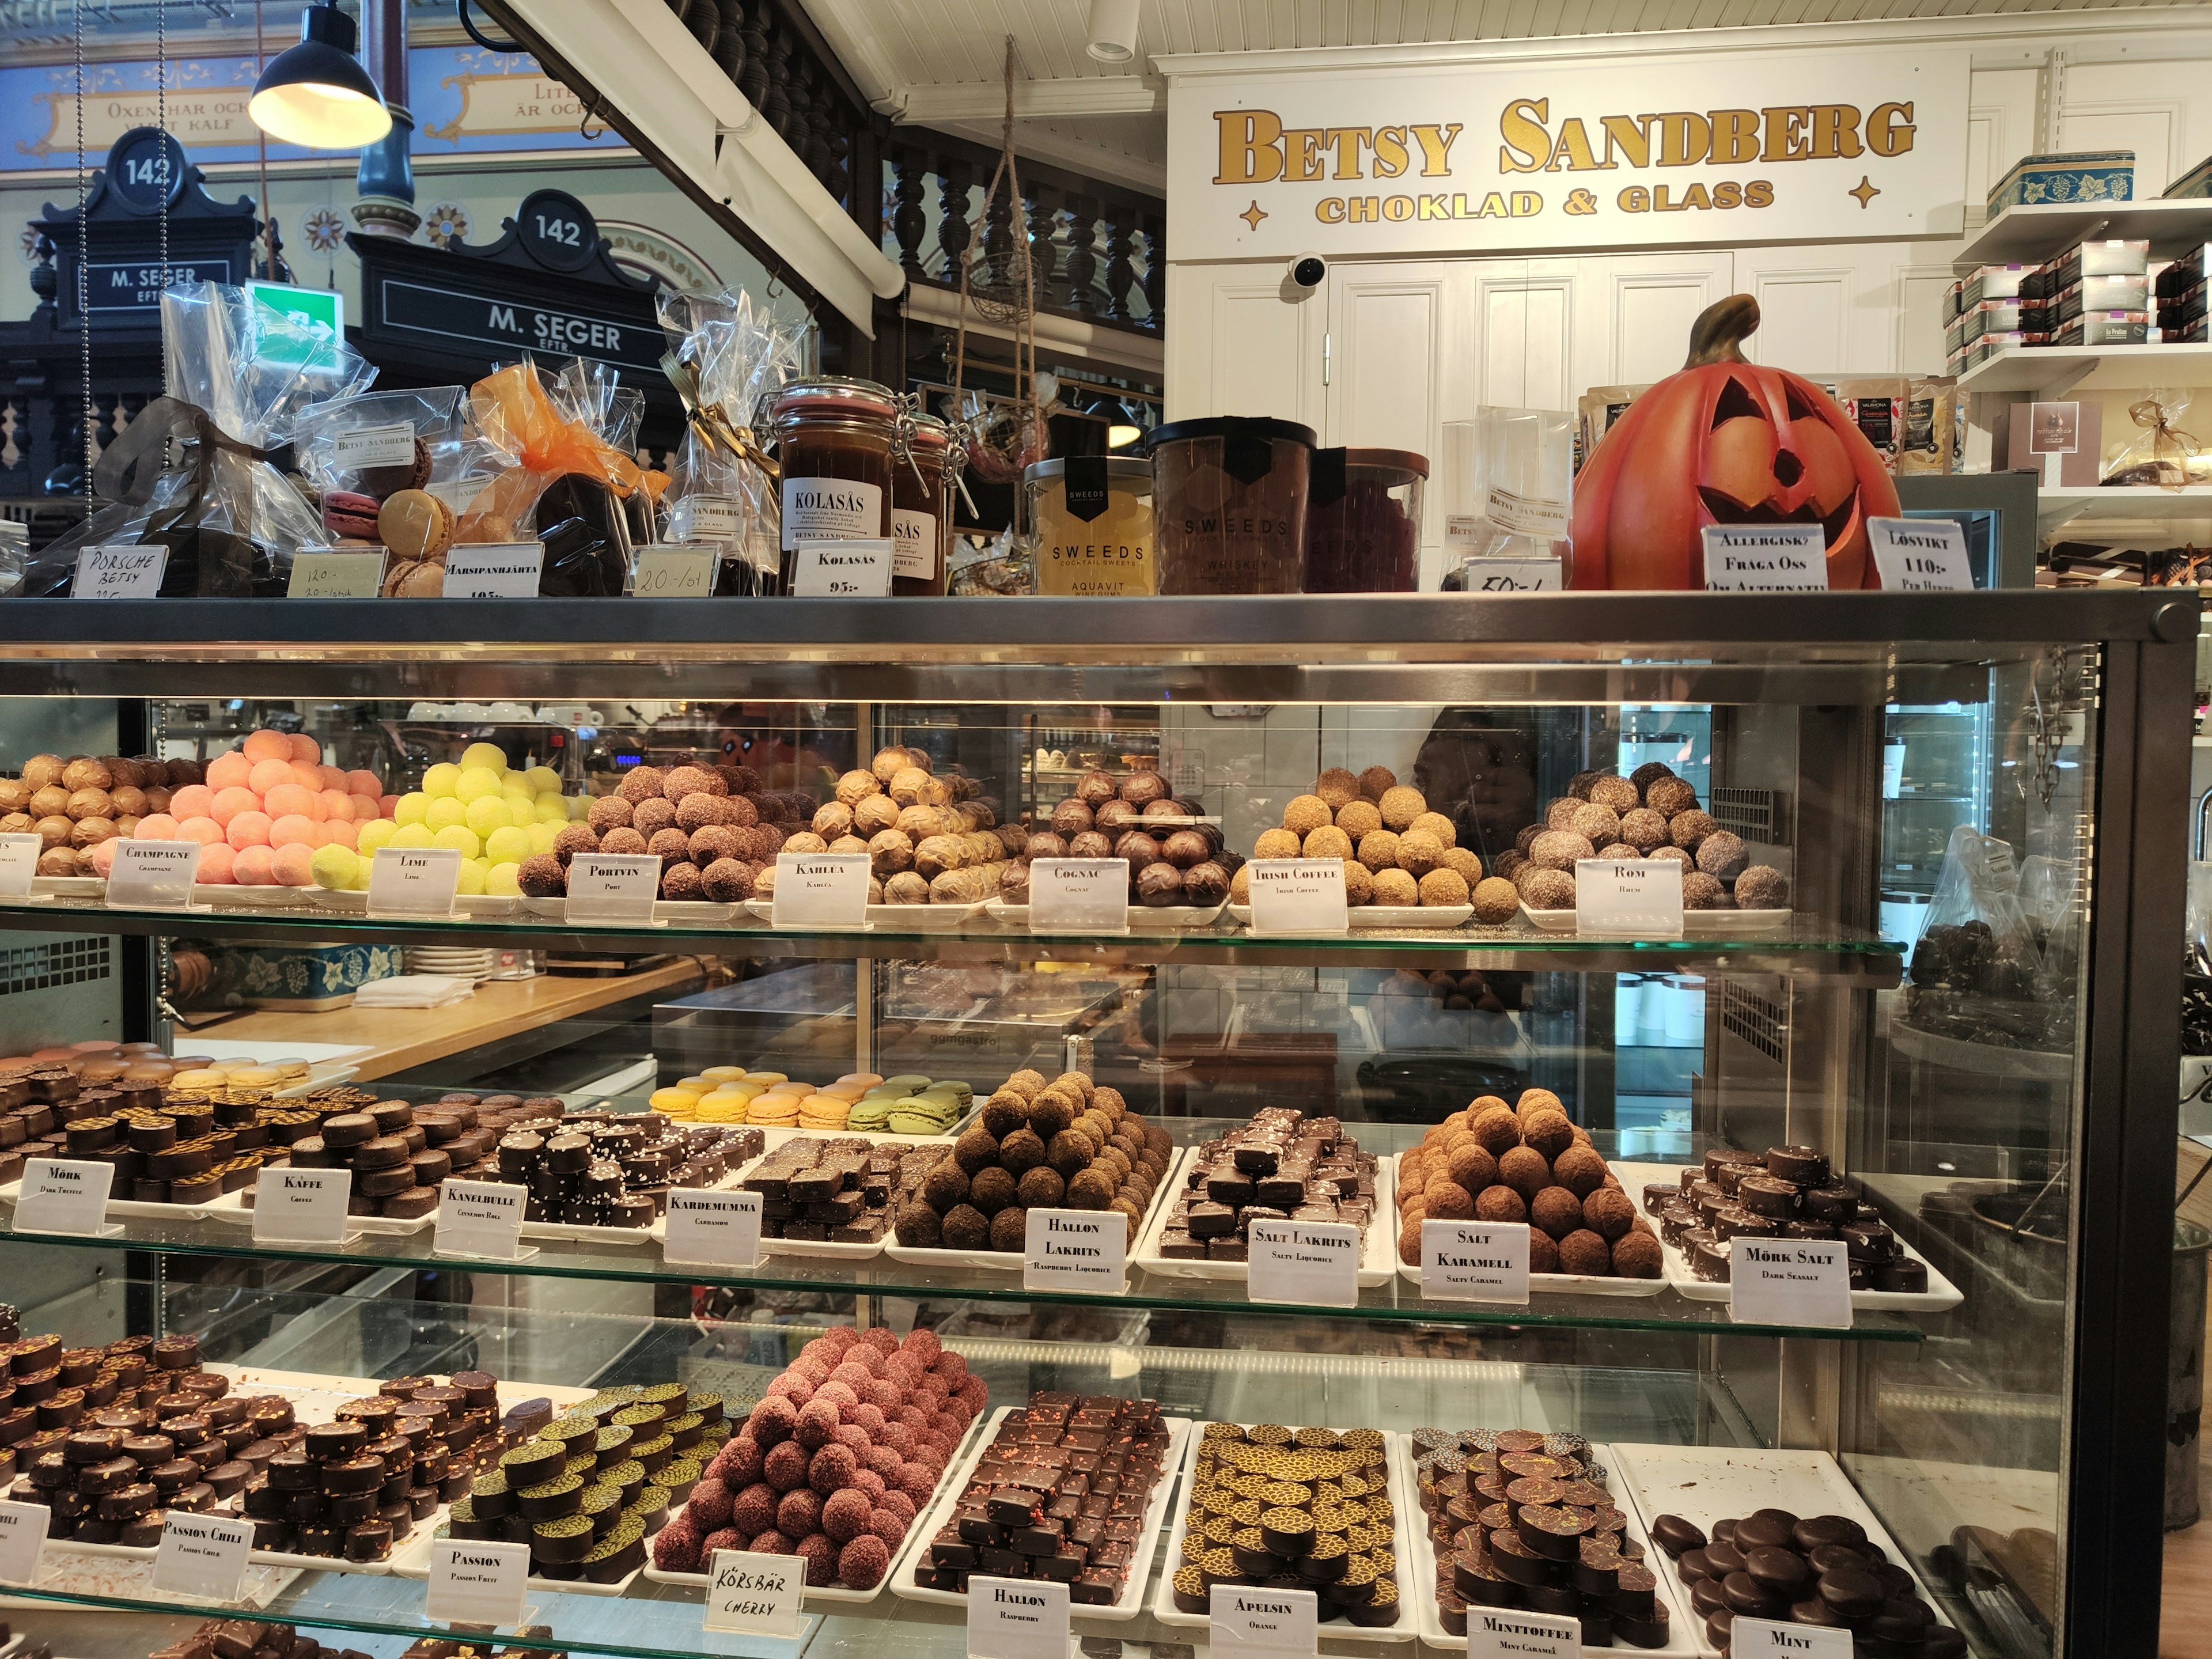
[1002,768,1235,908]
[0,753,196,878]
[823,745,1014,906]
[518,759,815,904]
[1499,764,1790,914]
[1240,766,1484,910]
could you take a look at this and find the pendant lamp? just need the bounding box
[248,3,393,149]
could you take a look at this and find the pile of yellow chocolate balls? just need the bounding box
[308,741,589,896]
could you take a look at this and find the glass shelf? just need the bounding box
[0,896,1908,981]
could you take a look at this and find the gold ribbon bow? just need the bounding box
[2127,398,2202,490]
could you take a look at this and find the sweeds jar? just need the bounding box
[1302,448,1427,592]
[768,377,897,594]
[891,412,954,596]
[1022,456,1156,596]
[1145,416,1314,594]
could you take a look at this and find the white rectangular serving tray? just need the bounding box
[1148,1423,1416,1642]
[522,897,742,925]
[882,1141,1186,1276]
[1612,1162,1964,1313]
[1519,906,1791,935]
[888,1406,1191,1620]
[1399,1435,1695,1654]
[987,899,1228,931]
[1608,1443,1956,1659]
[744,900,991,931]
[1129,1146,1399,1290]
[1227,904,1472,930]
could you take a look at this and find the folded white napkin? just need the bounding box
[353,974,475,1009]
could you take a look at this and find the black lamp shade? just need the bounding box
[249,4,393,149]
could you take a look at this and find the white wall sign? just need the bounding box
[1166,46,1969,259]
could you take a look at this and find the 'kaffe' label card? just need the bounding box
[1464,1605,1582,1658]
[1420,1220,1531,1304]
[107,839,201,908]
[1868,517,1974,591]
[790,538,893,597]
[771,853,870,929]
[442,543,546,599]
[1730,1237,1854,1328]
[1459,557,1562,592]
[1730,1617,1854,1659]
[425,1537,530,1628]
[369,846,461,917]
[968,1575,1070,1659]
[1023,1207,1127,1293]
[0,1500,47,1585]
[435,1179,529,1260]
[1210,1583,1319,1658]
[252,1166,353,1244]
[1574,858,1684,937]
[1027,858,1130,932]
[1247,859,1349,934]
[565,853,662,924]
[703,1548,803,1637]
[631,547,717,597]
[662,1188,763,1270]
[13,1157,113,1236]
[73,543,168,597]
[0,834,37,897]
[287,551,388,598]
[1247,1219,1361,1308]
[152,1513,252,1603]
[1701,524,1830,591]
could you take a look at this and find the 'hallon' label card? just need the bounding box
[967,1573,1070,1659]
[1247,1219,1361,1308]
[1210,1582,1319,1657]
[1023,1207,1127,1293]
[1420,1219,1531,1304]
[1700,524,1829,592]
[1730,1237,1853,1328]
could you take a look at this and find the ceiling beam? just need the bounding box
[882,78,1167,123]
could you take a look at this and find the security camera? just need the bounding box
[1287,253,1328,289]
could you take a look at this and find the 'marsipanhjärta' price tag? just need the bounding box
[152,1513,252,1603]
[1247,1219,1360,1308]
[662,1188,762,1270]
[251,1165,353,1244]
[1027,858,1130,932]
[425,1537,530,1627]
[442,543,545,599]
[1700,524,1829,591]
[435,1179,529,1260]
[1730,1237,1853,1328]
[13,1157,116,1237]
[1247,859,1349,934]
[1868,517,1974,590]
[1210,1582,1319,1658]
[1419,1219,1530,1304]
[967,1574,1070,1659]
[703,1548,804,1637]
[1023,1207,1127,1293]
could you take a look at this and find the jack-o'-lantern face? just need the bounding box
[1569,296,1899,590]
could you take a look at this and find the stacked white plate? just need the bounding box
[404,946,498,983]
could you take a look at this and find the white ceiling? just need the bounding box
[804,0,2199,190]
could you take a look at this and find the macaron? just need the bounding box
[321,490,382,540]
[356,436,431,499]
[748,1093,798,1127]
[846,1097,892,1132]
[378,488,456,559]
[797,1093,850,1130]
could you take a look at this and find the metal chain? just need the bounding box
[156,0,169,287]
[74,0,92,493]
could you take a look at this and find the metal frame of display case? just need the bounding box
[0,589,2190,1656]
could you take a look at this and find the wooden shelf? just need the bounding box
[1955,197,2212,270]
[2040,485,2212,531]
[1956,342,2212,397]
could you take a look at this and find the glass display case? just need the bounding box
[0,591,2186,1659]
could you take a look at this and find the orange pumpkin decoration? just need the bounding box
[1569,294,1898,590]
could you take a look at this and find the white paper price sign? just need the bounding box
[152,1513,252,1603]
[967,1575,1070,1659]
[662,1188,762,1270]
[1868,517,1974,591]
[1247,1219,1361,1308]
[435,1179,529,1260]
[1730,1237,1853,1329]
[426,1537,531,1628]
[0,1500,48,1586]
[1420,1219,1530,1304]
[286,550,388,599]
[107,840,201,909]
[0,835,41,899]
[1247,858,1349,935]
[703,1548,803,1637]
[1574,859,1684,937]
[1210,1583,1319,1658]
[1023,1207,1127,1293]
[1460,556,1562,592]
[442,543,545,599]
[14,1158,116,1237]
[632,547,717,597]
[791,537,893,597]
[369,846,461,917]
[771,853,870,929]
[1730,1616,1854,1659]
[251,1166,353,1244]
[566,854,662,924]
[1700,524,1830,592]
[1028,858,1130,932]
[1464,1605,1582,1658]
[72,543,168,597]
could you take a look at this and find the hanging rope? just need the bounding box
[952,36,1044,486]
[156,0,169,287]
[74,0,92,495]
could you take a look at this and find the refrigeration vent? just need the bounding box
[0,937,111,998]
[1710,786,1781,842]
[1721,981,1786,1065]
